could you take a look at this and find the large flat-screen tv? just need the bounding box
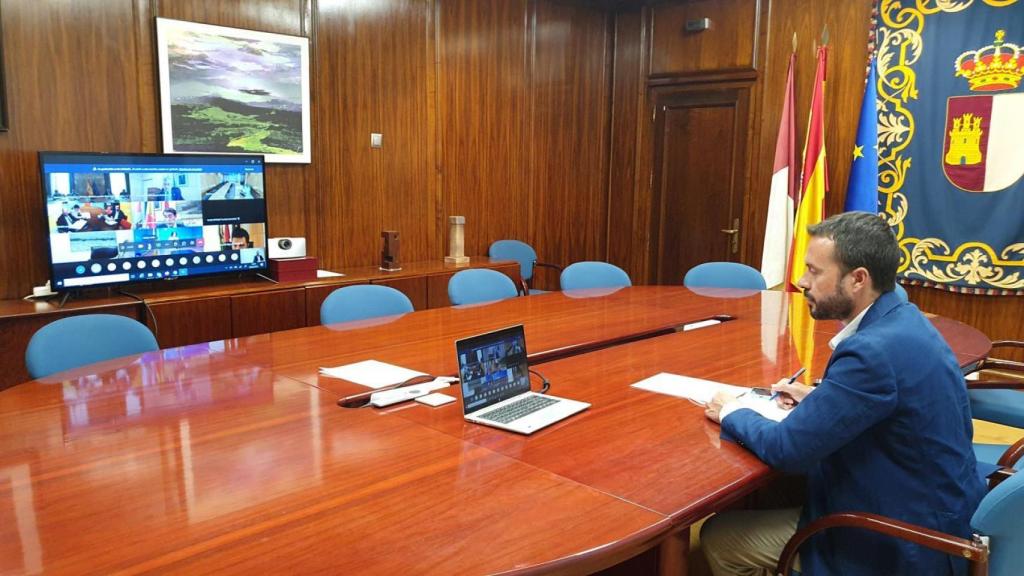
[40,152,269,291]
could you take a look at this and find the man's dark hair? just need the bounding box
[164,207,177,216]
[807,211,899,293]
[231,227,250,241]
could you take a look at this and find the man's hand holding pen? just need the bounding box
[771,367,814,409]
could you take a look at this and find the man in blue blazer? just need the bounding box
[701,212,984,575]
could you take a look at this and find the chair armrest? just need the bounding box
[991,340,1024,350]
[998,436,1024,469]
[978,358,1024,373]
[534,261,564,273]
[775,512,989,576]
[966,341,1024,378]
[988,467,1016,490]
[966,379,1024,390]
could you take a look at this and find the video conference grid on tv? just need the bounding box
[41,154,269,289]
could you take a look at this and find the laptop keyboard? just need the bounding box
[482,395,560,424]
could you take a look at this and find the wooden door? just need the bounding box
[648,86,751,285]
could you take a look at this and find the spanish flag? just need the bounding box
[786,45,829,292]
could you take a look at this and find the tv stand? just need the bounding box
[54,288,89,309]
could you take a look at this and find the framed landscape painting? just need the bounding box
[155,18,311,163]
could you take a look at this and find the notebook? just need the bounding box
[455,325,589,435]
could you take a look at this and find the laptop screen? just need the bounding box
[456,325,530,414]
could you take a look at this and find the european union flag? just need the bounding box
[844,58,878,213]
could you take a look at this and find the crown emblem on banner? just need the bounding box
[953,30,1024,91]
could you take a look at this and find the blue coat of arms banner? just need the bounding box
[876,0,1024,293]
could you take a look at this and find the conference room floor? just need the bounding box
[0,286,1005,575]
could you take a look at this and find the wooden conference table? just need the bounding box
[0,287,991,575]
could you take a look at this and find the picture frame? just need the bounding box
[155,18,311,163]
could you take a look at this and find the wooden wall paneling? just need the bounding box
[156,0,305,32]
[230,288,307,338]
[438,0,531,261]
[377,0,439,264]
[744,0,875,264]
[372,276,428,311]
[312,1,384,271]
[528,1,613,290]
[148,297,233,348]
[301,0,321,260]
[647,84,751,285]
[0,0,149,299]
[648,0,760,77]
[132,0,159,153]
[606,8,646,281]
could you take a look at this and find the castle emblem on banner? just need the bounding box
[943,30,1024,193]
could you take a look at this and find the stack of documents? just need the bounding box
[631,372,792,422]
[320,359,457,389]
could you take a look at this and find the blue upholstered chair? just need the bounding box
[965,341,1024,430]
[447,268,519,306]
[559,261,632,291]
[975,468,1024,575]
[894,283,909,303]
[25,314,159,379]
[683,262,767,290]
[320,284,414,325]
[777,443,1024,576]
[488,240,562,294]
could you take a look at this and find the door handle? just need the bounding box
[721,218,741,254]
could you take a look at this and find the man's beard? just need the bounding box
[805,285,854,320]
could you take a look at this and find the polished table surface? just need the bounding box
[0,287,991,574]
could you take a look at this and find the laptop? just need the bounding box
[455,325,589,435]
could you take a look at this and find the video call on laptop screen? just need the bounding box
[458,326,531,413]
[40,152,269,290]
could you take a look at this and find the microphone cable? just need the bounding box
[528,368,550,394]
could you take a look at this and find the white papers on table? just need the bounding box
[631,372,791,422]
[319,360,458,390]
[319,360,427,389]
[681,319,722,331]
[316,269,345,278]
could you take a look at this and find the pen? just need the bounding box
[770,367,807,402]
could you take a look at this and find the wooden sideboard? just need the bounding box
[0,258,519,391]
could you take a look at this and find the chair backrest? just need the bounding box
[972,469,1024,576]
[448,268,519,306]
[893,283,909,303]
[488,240,538,282]
[25,314,159,379]
[560,261,632,291]
[320,284,414,325]
[683,262,767,290]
